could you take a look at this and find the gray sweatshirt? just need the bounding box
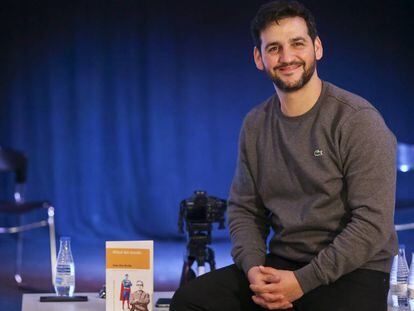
[228,81,398,294]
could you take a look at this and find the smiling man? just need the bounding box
[171,1,397,310]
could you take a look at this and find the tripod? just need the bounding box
[179,223,216,286]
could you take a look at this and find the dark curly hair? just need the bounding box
[251,0,318,51]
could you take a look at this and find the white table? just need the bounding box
[22,291,174,311]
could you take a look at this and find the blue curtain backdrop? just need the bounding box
[0,0,413,240]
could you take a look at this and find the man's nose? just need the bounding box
[279,47,295,63]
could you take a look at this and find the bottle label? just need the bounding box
[55,264,75,287]
[57,265,72,274]
[391,283,408,295]
[408,287,414,299]
[55,275,75,286]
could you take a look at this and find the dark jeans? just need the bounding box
[170,255,389,311]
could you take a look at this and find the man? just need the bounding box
[130,280,151,311]
[171,1,397,310]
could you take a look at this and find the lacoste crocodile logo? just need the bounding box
[313,149,324,157]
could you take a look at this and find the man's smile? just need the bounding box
[276,62,304,74]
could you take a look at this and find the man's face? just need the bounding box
[253,17,323,93]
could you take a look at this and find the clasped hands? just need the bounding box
[247,265,304,310]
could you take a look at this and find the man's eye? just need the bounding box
[293,42,304,47]
[268,46,279,53]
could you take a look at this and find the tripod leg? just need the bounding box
[180,257,196,286]
[206,247,216,271]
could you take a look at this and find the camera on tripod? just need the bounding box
[178,190,226,234]
[178,190,227,285]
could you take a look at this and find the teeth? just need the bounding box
[284,64,301,70]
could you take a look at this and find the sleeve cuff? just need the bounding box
[293,262,322,294]
[239,255,266,276]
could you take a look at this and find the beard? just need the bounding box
[267,58,316,93]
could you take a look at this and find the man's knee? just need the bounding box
[170,285,196,311]
[170,275,220,310]
[170,265,246,311]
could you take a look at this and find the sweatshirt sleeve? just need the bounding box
[294,108,397,293]
[228,115,271,275]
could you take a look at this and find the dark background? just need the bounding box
[0,0,413,309]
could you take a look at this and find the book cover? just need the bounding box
[106,241,154,311]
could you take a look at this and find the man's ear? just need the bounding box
[253,46,264,71]
[314,36,323,61]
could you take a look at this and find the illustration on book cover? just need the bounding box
[106,241,153,311]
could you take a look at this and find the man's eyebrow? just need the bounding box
[290,36,307,42]
[264,37,307,49]
[264,42,280,49]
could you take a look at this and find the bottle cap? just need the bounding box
[60,236,71,242]
[400,244,406,249]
